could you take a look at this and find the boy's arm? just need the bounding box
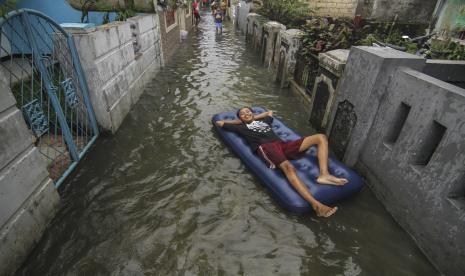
[216,110,273,127]
[254,110,273,120]
[216,119,241,127]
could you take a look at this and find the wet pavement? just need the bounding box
[17,11,438,276]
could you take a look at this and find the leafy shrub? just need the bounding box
[0,0,17,17]
[300,18,426,60]
[301,17,361,60]
[426,39,465,60]
[356,23,419,54]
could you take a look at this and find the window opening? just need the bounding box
[385,102,411,145]
[412,120,447,166]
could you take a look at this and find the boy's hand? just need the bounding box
[216,120,224,127]
[268,110,273,117]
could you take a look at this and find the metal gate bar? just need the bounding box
[0,9,99,188]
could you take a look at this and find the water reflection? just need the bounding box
[17,11,438,276]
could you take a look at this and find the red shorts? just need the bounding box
[257,138,305,169]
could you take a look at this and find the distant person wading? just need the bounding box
[193,0,200,26]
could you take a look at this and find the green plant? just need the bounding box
[256,0,312,28]
[0,0,17,17]
[102,11,110,24]
[449,43,465,60]
[115,8,135,21]
[426,39,465,60]
[356,23,419,54]
[115,0,136,21]
[300,17,359,60]
[81,0,100,23]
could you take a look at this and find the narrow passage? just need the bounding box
[17,11,438,276]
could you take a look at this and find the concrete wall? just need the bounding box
[423,59,465,85]
[303,0,436,22]
[326,47,465,275]
[240,9,303,88]
[238,5,281,70]
[243,12,303,87]
[358,0,437,23]
[0,76,60,276]
[235,0,252,34]
[326,47,425,165]
[174,4,193,36]
[356,67,465,276]
[69,14,163,133]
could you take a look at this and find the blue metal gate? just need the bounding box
[0,9,99,188]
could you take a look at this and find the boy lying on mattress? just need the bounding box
[215,107,347,218]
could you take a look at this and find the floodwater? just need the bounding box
[17,12,438,276]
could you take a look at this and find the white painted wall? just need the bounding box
[69,14,163,133]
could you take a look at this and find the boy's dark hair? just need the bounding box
[236,107,253,118]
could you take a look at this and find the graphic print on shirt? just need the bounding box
[245,121,272,133]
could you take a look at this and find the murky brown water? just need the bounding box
[17,12,438,276]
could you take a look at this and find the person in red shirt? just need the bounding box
[193,0,200,26]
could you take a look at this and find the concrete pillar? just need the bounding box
[245,13,259,43]
[262,21,286,68]
[235,0,251,33]
[251,16,265,51]
[308,49,350,132]
[276,29,304,88]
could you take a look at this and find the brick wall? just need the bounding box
[305,0,358,18]
[158,10,181,63]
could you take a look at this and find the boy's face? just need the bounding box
[238,108,254,123]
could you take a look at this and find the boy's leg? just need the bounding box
[279,161,337,217]
[259,142,337,217]
[297,134,348,185]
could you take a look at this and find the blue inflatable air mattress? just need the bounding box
[212,107,363,213]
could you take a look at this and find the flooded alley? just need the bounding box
[17,12,438,276]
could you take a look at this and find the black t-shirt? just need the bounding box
[222,116,281,151]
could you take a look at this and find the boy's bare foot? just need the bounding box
[317,174,348,186]
[315,204,338,218]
